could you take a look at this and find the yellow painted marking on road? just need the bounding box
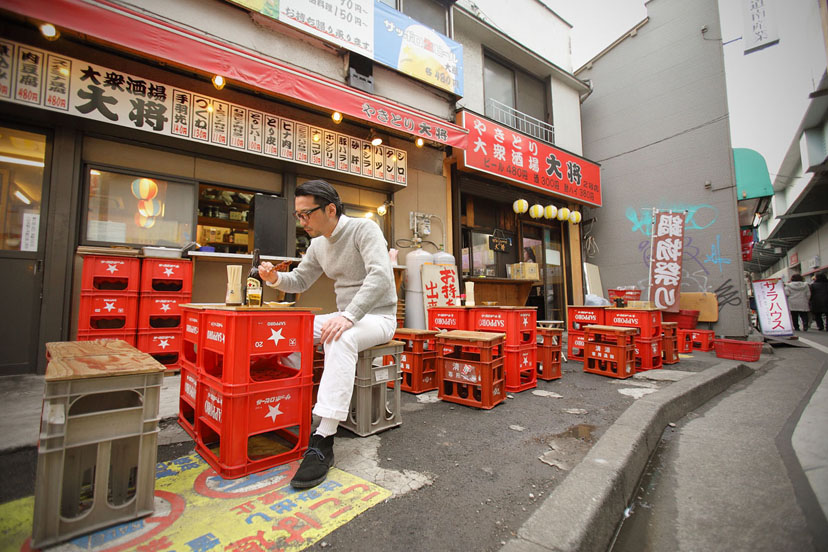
[0,453,390,551]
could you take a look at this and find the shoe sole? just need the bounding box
[290,474,328,489]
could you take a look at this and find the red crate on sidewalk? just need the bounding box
[199,309,314,390]
[662,321,678,338]
[635,337,663,370]
[136,330,182,371]
[472,307,537,347]
[140,258,192,294]
[391,328,439,394]
[80,255,141,292]
[77,292,138,331]
[536,327,563,381]
[662,309,700,330]
[504,345,537,392]
[568,331,586,362]
[584,343,635,379]
[567,306,606,332]
[691,330,716,351]
[178,362,199,440]
[138,293,190,330]
[196,375,312,479]
[605,308,662,338]
[76,329,136,346]
[428,306,469,331]
[677,329,693,353]
[713,338,762,362]
[662,335,680,364]
[181,307,203,370]
[584,324,639,347]
[437,331,505,409]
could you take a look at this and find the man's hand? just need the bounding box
[320,315,354,344]
[258,260,291,284]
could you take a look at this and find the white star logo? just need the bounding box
[103,301,116,312]
[160,303,171,312]
[105,263,119,274]
[163,267,175,276]
[158,339,170,349]
[265,403,283,422]
[523,316,529,327]
[266,328,284,347]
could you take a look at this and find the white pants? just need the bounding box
[311,312,397,421]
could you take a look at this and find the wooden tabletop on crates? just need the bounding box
[437,330,506,341]
[45,340,165,381]
[179,303,322,311]
[395,328,439,336]
[582,324,640,335]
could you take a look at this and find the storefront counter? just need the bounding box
[465,277,536,307]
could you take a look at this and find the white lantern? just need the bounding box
[529,203,544,219]
[569,211,582,224]
[544,205,558,219]
[557,207,570,221]
[513,199,529,214]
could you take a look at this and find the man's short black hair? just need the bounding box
[295,179,343,216]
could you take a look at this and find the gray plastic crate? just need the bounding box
[341,340,404,437]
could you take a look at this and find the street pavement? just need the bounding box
[0,332,825,551]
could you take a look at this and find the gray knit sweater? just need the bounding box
[273,215,397,322]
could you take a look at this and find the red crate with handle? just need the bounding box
[691,330,716,351]
[635,337,663,370]
[140,258,192,294]
[504,345,537,392]
[472,307,537,347]
[178,362,199,440]
[567,305,606,332]
[605,308,662,339]
[390,328,439,394]
[536,327,563,381]
[77,292,138,332]
[80,255,140,292]
[437,330,506,409]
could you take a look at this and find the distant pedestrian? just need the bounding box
[810,272,828,331]
[785,273,811,331]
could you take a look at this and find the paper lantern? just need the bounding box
[137,198,162,217]
[513,199,529,214]
[134,213,156,228]
[544,205,558,219]
[569,211,582,224]
[529,203,544,219]
[131,178,158,200]
[556,207,570,221]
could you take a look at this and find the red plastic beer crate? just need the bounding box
[395,328,439,353]
[634,337,663,370]
[662,321,678,338]
[567,305,606,332]
[80,255,141,292]
[428,306,469,331]
[605,308,662,339]
[196,376,312,479]
[691,329,716,352]
[136,330,182,371]
[662,309,700,330]
[584,343,635,379]
[77,292,138,331]
[568,331,586,362]
[181,307,202,369]
[76,329,136,347]
[713,338,762,362]
[140,258,192,294]
[472,307,537,347]
[677,328,693,353]
[199,310,314,390]
[504,345,537,392]
[437,330,505,409]
[178,362,199,440]
[396,350,438,394]
[662,336,680,364]
[584,325,639,347]
[138,293,190,330]
[536,327,563,381]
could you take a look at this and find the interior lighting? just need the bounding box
[39,23,60,41]
[331,111,343,124]
[415,137,425,148]
[212,75,226,90]
[0,155,45,167]
[14,190,31,205]
[369,129,383,147]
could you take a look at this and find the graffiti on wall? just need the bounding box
[625,204,719,236]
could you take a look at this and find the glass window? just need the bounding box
[0,127,46,251]
[484,56,515,111]
[484,55,548,134]
[84,168,194,247]
[402,0,448,34]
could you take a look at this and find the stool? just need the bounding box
[340,340,405,437]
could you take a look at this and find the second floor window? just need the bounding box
[379,0,450,35]
[484,54,552,143]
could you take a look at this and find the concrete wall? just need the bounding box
[579,0,749,336]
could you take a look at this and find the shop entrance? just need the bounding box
[521,222,566,322]
[0,126,48,374]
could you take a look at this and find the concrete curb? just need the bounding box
[502,360,758,552]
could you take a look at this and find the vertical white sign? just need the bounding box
[742,0,779,53]
[752,279,793,336]
[21,211,39,251]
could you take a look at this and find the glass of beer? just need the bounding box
[247,288,262,307]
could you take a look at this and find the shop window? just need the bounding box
[0,127,46,251]
[83,168,195,248]
[461,230,515,278]
[380,0,451,35]
[483,54,553,144]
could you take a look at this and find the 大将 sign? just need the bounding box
[458,110,601,206]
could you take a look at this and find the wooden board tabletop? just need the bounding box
[179,302,322,312]
[583,324,640,334]
[436,330,506,341]
[395,328,439,336]
[45,340,165,381]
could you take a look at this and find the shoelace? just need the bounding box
[303,446,325,461]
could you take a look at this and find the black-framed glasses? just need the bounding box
[293,205,323,221]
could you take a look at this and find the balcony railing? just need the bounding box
[485,98,555,145]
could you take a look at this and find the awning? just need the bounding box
[2,0,468,149]
[733,148,773,228]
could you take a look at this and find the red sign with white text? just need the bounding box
[741,229,754,261]
[649,211,686,312]
[459,110,602,206]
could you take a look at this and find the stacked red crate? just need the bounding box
[662,321,680,365]
[567,306,607,362]
[690,329,716,351]
[677,328,694,353]
[136,258,192,371]
[471,307,537,392]
[583,325,637,379]
[391,328,439,394]
[428,306,470,355]
[77,256,141,345]
[536,327,563,380]
[605,308,663,371]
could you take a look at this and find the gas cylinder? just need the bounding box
[404,247,434,329]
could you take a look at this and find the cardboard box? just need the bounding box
[508,262,539,280]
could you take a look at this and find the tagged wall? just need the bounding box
[578,0,749,336]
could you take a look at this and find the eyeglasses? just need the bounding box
[293,205,323,221]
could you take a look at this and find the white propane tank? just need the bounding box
[432,249,456,266]
[404,247,434,329]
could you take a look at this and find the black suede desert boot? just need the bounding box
[290,434,335,489]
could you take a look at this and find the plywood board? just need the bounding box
[584,262,602,298]
[679,292,719,322]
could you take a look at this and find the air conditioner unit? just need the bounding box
[807,256,821,269]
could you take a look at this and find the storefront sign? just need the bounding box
[422,262,460,312]
[752,279,793,336]
[742,0,779,54]
[459,110,601,206]
[740,228,754,261]
[0,39,408,186]
[648,211,685,312]
[488,236,511,253]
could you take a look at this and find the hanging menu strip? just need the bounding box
[0,39,407,186]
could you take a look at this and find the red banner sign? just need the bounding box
[649,211,686,312]
[740,229,754,261]
[458,110,602,206]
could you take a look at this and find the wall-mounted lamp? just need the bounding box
[39,23,60,41]
[377,201,393,216]
[331,111,343,124]
[415,137,425,148]
[369,129,383,147]
[14,189,31,205]
[212,75,226,90]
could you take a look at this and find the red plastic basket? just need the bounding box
[607,289,642,301]
[472,307,537,347]
[136,330,182,371]
[713,338,762,362]
[662,310,700,330]
[504,345,537,392]
[80,255,140,292]
[428,306,469,331]
[140,258,192,293]
[567,305,606,331]
[77,292,138,331]
[138,293,190,330]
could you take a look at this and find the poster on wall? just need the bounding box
[648,210,686,312]
[752,279,793,336]
[421,262,460,316]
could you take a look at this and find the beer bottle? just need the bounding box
[245,248,263,306]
